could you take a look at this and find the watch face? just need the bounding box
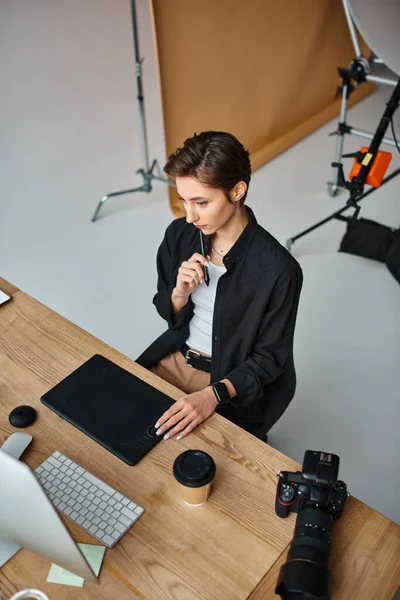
[213,382,230,404]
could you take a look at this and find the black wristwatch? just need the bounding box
[211,382,231,408]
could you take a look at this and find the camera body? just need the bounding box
[274,450,349,600]
[275,450,348,520]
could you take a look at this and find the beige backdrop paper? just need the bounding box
[150,0,373,216]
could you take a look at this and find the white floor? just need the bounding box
[1,1,399,525]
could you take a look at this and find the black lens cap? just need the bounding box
[173,449,216,488]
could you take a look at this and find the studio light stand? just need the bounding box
[91,0,175,222]
[286,77,400,252]
[327,0,398,198]
[286,0,400,252]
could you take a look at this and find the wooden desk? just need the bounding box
[0,277,18,297]
[0,281,399,600]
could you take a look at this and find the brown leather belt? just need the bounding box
[180,344,212,373]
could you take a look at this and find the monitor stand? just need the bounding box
[0,536,21,568]
[0,433,33,566]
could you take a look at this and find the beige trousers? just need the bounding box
[151,350,210,395]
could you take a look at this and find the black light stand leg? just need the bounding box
[91,0,176,223]
[287,78,400,251]
[286,166,400,251]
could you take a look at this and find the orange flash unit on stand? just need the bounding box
[348,147,392,187]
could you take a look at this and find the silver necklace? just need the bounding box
[211,217,248,259]
[211,246,227,257]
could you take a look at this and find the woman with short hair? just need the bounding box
[137,131,303,442]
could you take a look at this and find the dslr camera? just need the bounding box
[275,450,349,600]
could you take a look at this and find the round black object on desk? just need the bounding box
[9,405,37,428]
[173,449,216,488]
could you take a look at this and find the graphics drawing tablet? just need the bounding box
[41,354,174,465]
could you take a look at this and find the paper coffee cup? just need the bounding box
[9,591,49,600]
[173,449,216,506]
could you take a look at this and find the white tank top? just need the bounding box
[186,261,226,356]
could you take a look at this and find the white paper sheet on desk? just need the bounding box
[0,290,11,305]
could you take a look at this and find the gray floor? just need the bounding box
[1,1,399,526]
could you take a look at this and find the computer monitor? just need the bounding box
[0,449,97,581]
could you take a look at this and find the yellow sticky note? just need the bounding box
[46,544,106,587]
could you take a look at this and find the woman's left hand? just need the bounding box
[155,387,218,440]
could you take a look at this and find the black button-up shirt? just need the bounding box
[137,206,303,434]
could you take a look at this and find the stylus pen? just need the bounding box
[199,231,210,286]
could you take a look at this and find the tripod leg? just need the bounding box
[91,184,147,222]
[148,159,158,176]
[91,195,108,223]
[328,85,349,197]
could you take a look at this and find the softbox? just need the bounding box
[339,218,400,283]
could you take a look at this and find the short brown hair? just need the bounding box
[164,131,251,206]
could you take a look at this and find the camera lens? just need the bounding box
[289,508,333,564]
[275,508,334,599]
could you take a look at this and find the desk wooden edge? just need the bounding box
[0,277,20,297]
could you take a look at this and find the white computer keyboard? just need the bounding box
[34,451,145,548]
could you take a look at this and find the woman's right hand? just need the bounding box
[174,253,208,298]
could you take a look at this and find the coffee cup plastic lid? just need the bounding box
[173,450,216,488]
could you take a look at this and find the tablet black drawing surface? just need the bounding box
[41,354,174,465]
